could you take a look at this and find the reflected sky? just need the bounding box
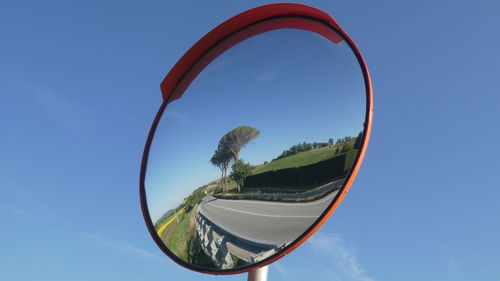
[145,28,366,222]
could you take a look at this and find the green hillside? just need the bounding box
[252,146,340,175]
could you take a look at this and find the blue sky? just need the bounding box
[145,28,365,222]
[1,1,499,281]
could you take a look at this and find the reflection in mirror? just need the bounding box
[145,25,366,271]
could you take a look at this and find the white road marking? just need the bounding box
[205,203,318,218]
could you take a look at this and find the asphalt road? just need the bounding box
[198,189,340,246]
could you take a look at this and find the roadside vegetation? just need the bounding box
[154,184,215,266]
[163,211,191,260]
[183,187,206,212]
[215,185,341,203]
[158,206,215,267]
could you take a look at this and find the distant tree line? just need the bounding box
[273,139,333,161]
[273,133,363,161]
[336,136,355,145]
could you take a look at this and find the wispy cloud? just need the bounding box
[29,86,91,134]
[83,232,163,263]
[165,109,189,123]
[256,67,280,81]
[306,233,375,281]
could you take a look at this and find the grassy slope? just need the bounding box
[162,208,216,267]
[252,146,339,175]
[165,211,191,261]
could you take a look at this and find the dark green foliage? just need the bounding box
[252,169,275,186]
[219,126,260,161]
[186,221,216,267]
[344,149,358,172]
[212,186,223,195]
[183,187,206,212]
[341,142,354,153]
[244,150,359,190]
[334,147,341,155]
[275,167,298,186]
[229,160,254,191]
[354,131,363,149]
[335,136,356,145]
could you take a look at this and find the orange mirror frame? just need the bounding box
[140,3,373,275]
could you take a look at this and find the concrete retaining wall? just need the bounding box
[195,211,235,269]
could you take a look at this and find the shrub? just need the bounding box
[244,150,358,189]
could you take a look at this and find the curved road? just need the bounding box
[198,190,340,246]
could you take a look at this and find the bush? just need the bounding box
[183,188,205,211]
[229,160,254,189]
[212,186,223,194]
[341,143,354,153]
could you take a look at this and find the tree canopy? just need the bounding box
[219,126,260,162]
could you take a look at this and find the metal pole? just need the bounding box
[247,266,268,281]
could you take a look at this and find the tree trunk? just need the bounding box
[220,169,224,192]
[223,168,227,192]
[223,169,226,192]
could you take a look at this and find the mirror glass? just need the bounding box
[144,23,366,271]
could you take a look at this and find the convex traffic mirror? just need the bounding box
[140,3,373,275]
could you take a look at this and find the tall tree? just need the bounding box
[219,126,260,162]
[210,147,232,192]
